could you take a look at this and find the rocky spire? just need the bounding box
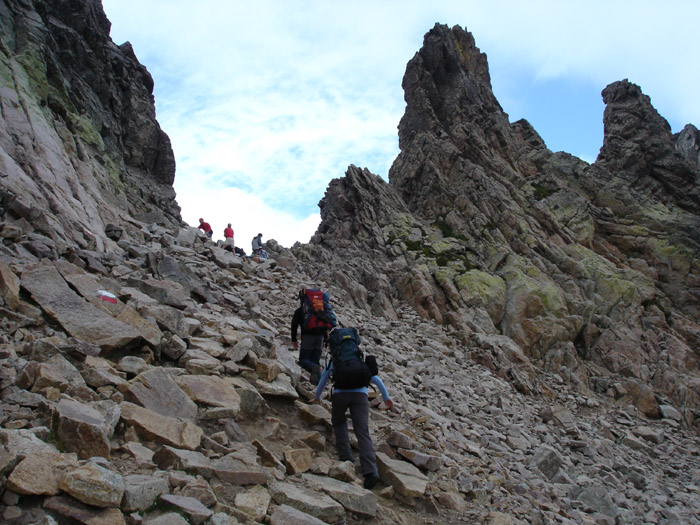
[675,123,700,170]
[597,79,700,212]
[390,24,548,217]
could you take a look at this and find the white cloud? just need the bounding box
[466,1,700,128]
[102,0,700,247]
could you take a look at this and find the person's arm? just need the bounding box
[370,375,394,409]
[291,308,301,347]
[314,365,331,401]
[323,293,338,327]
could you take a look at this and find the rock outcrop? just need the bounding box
[1,6,700,525]
[0,0,180,255]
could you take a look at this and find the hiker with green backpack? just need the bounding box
[291,288,337,385]
[311,327,394,490]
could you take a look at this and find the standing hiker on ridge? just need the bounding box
[251,232,263,255]
[291,288,337,385]
[251,232,269,259]
[222,223,234,251]
[312,326,394,490]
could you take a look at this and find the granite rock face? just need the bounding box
[0,0,180,255]
[1,6,700,525]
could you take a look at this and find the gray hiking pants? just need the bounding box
[331,391,378,477]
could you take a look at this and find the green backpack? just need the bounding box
[328,327,374,389]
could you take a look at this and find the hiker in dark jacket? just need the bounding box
[291,290,336,385]
[312,362,393,489]
[251,233,263,254]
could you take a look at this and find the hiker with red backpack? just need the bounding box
[311,327,394,490]
[291,288,337,385]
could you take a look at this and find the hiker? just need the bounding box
[291,288,337,385]
[312,327,394,490]
[223,223,234,251]
[198,218,213,239]
[251,232,269,259]
[251,233,263,254]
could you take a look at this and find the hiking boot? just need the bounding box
[363,473,381,490]
[309,365,322,386]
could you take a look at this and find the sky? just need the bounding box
[101,0,700,248]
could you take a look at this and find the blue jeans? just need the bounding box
[299,333,324,372]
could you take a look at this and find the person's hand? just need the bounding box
[309,398,320,405]
[293,341,298,351]
[384,399,394,411]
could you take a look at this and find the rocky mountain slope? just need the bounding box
[1,2,700,524]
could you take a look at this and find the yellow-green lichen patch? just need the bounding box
[392,213,417,237]
[383,213,423,247]
[70,112,105,150]
[562,244,656,309]
[646,237,698,275]
[15,45,50,100]
[502,260,569,318]
[455,269,507,323]
[542,189,596,244]
[429,238,456,255]
[103,154,124,192]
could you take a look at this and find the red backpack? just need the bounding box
[301,289,332,333]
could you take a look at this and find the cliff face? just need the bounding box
[0,0,180,255]
[305,24,700,428]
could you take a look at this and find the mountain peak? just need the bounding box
[597,78,700,211]
[397,24,503,151]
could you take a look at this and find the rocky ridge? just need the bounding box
[308,25,700,434]
[0,3,700,525]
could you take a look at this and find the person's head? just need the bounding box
[257,233,263,238]
[199,218,204,223]
[227,223,231,227]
